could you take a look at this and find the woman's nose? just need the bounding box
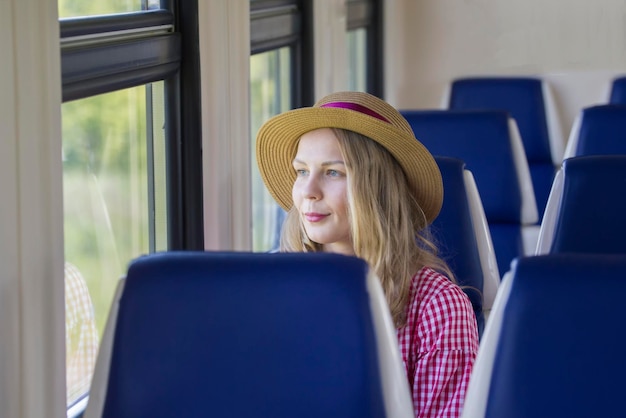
[301,175,322,200]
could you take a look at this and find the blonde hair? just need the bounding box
[280,128,454,327]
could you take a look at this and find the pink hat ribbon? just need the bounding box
[320,101,390,123]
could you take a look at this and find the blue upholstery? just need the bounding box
[87,251,413,418]
[401,110,532,275]
[432,157,485,333]
[609,76,626,105]
[462,254,626,418]
[488,224,523,276]
[448,77,557,220]
[527,163,556,220]
[549,155,626,254]
[566,104,626,157]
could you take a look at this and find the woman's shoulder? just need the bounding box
[411,266,465,302]
[409,267,476,323]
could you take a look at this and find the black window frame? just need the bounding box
[59,0,204,252]
[347,0,383,97]
[250,0,314,108]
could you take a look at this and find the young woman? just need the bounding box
[256,91,479,418]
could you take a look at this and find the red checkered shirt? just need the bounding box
[397,267,479,418]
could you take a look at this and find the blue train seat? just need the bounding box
[432,157,499,335]
[83,251,413,418]
[563,104,626,159]
[462,254,626,418]
[536,155,626,255]
[609,75,626,104]
[446,77,564,221]
[401,109,538,276]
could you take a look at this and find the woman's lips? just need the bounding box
[304,212,329,222]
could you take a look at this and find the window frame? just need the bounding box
[347,0,383,96]
[60,1,204,251]
[250,0,314,107]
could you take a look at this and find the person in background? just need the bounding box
[255,91,479,418]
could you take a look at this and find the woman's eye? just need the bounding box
[327,169,342,177]
[295,168,308,176]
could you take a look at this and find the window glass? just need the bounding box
[62,82,167,407]
[58,0,160,18]
[347,28,367,92]
[250,47,292,252]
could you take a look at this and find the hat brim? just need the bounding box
[256,107,443,224]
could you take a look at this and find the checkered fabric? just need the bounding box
[65,262,99,406]
[397,267,479,418]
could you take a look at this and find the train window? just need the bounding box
[347,28,367,92]
[62,81,168,409]
[346,0,383,96]
[250,48,292,252]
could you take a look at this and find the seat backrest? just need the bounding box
[84,251,413,418]
[447,77,563,221]
[401,109,537,275]
[536,155,626,255]
[462,253,626,418]
[563,104,626,159]
[609,75,626,105]
[432,157,500,335]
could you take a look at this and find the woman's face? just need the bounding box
[291,128,353,255]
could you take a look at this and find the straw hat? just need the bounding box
[255,91,443,224]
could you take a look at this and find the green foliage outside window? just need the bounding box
[59,0,146,18]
